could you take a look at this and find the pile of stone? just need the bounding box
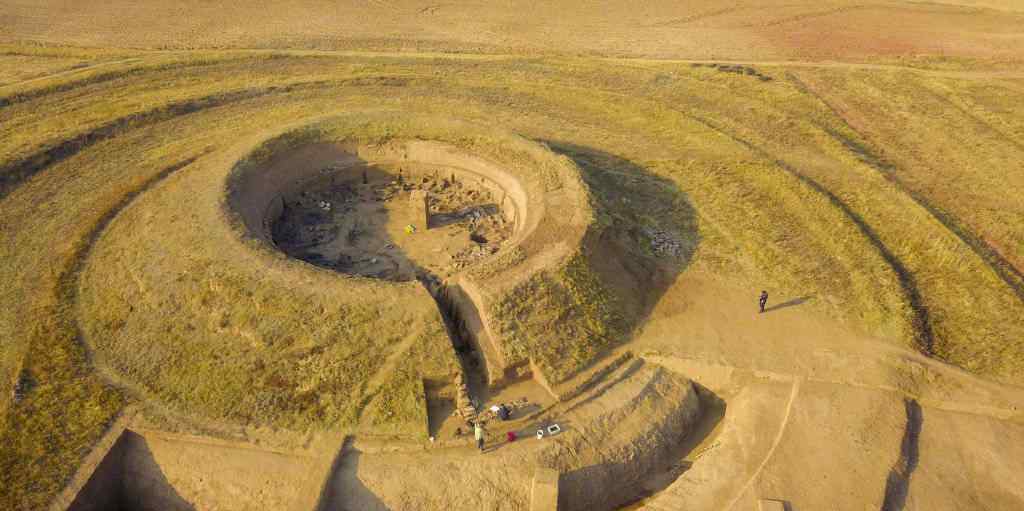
[643,227,683,257]
[451,242,498,269]
[453,373,477,419]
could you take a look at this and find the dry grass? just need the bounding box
[494,251,628,382]
[0,55,90,87]
[2,46,1024,508]
[781,68,1024,378]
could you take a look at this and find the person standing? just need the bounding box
[474,421,486,452]
[759,290,769,314]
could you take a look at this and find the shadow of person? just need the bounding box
[763,295,814,313]
[880,399,922,511]
[314,437,391,511]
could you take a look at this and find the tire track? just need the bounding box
[725,376,802,510]
[644,5,746,27]
[921,84,1024,155]
[740,4,873,28]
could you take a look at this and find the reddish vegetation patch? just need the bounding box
[756,5,1024,60]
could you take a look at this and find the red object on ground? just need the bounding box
[507,431,517,442]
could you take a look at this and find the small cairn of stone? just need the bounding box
[643,227,683,257]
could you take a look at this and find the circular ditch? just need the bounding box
[227,141,530,282]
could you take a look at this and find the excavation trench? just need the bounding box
[424,280,491,424]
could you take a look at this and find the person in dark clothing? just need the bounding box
[497,403,511,421]
[759,290,769,313]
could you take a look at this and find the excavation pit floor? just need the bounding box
[271,162,513,281]
[428,377,557,439]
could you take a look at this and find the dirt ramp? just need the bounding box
[315,361,703,511]
[536,364,702,511]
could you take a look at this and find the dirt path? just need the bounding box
[722,377,801,511]
[239,49,1024,79]
[630,272,1024,413]
[626,272,1024,509]
[0,58,141,91]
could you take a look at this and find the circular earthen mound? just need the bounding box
[77,113,599,431]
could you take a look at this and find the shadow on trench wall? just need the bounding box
[67,427,333,511]
[564,382,726,511]
[67,430,194,511]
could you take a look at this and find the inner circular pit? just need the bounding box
[273,161,513,281]
[227,139,531,282]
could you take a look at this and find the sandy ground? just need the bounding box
[629,272,1024,510]
[320,362,702,511]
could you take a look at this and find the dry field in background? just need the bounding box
[2,0,1024,64]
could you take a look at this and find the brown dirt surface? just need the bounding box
[631,274,1024,510]
[319,361,702,511]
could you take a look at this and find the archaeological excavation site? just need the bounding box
[45,114,713,511]
[5,4,1024,509]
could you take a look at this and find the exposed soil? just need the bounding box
[271,162,512,282]
[318,362,705,511]
[66,429,330,511]
[616,385,727,510]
